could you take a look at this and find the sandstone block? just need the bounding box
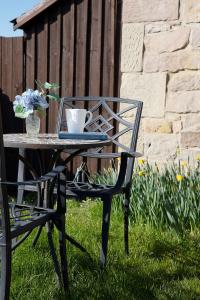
[172,120,182,133]
[121,24,144,72]
[120,73,166,118]
[145,23,171,34]
[144,133,178,161]
[168,71,200,92]
[143,118,172,133]
[190,27,200,48]
[182,0,200,23]
[166,91,200,113]
[144,50,200,73]
[182,114,200,130]
[181,131,200,147]
[123,0,179,23]
[145,27,190,54]
[165,112,181,121]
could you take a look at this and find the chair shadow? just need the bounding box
[65,238,200,300]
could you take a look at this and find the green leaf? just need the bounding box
[43,82,60,90]
[46,93,60,101]
[14,105,32,118]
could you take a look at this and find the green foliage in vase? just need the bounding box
[13,80,60,118]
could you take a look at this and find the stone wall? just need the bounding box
[120,0,200,164]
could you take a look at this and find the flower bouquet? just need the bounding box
[13,81,60,136]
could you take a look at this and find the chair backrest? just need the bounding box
[56,96,143,186]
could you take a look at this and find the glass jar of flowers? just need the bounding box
[13,81,60,137]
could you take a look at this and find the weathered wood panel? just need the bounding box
[12,37,24,99]
[36,18,48,133]
[25,28,35,89]
[48,6,61,133]
[1,38,13,100]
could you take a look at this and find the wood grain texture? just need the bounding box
[48,6,61,133]
[36,18,48,133]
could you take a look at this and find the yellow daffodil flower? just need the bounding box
[180,160,187,167]
[138,158,145,165]
[138,170,145,176]
[195,155,200,161]
[176,174,184,182]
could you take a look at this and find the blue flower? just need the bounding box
[22,89,49,110]
[13,89,49,118]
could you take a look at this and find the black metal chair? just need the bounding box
[56,96,143,267]
[0,112,68,298]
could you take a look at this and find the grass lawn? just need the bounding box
[11,200,200,300]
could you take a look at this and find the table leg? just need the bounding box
[17,149,25,204]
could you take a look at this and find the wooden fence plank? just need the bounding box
[2,38,13,99]
[25,27,36,89]
[87,0,103,173]
[48,7,61,133]
[36,19,48,133]
[61,0,75,97]
[73,0,89,174]
[12,37,24,100]
[100,0,116,170]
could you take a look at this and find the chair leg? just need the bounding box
[0,244,11,300]
[124,192,130,255]
[57,173,69,293]
[100,195,112,268]
[58,214,69,292]
[46,222,62,286]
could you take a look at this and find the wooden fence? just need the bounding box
[0,0,122,174]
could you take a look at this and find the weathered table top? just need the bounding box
[3,133,110,150]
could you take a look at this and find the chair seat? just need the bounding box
[65,181,125,198]
[0,203,55,241]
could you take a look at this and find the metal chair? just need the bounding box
[56,96,143,267]
[0,111,68,299]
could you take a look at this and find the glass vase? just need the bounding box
[25,111,40,137]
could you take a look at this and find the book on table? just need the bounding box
[58,131,108,140]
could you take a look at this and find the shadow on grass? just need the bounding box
[67,237,200,300]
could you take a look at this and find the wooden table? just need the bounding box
[3,133,109,150]
[4,133,110,203]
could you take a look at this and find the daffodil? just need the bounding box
[138,158,145,165]
[195,155,200,161]
[180,160,187,167]
[176,174,184,182]
[138,170,145,176]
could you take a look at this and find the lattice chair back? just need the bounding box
[57,96,143,188]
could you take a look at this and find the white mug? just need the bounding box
[65,109,93,133]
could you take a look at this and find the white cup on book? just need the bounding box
[65,109,93,133]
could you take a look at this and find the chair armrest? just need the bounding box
[120,151,142,159]
[0,165,66,187]
[113,151,143,191]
